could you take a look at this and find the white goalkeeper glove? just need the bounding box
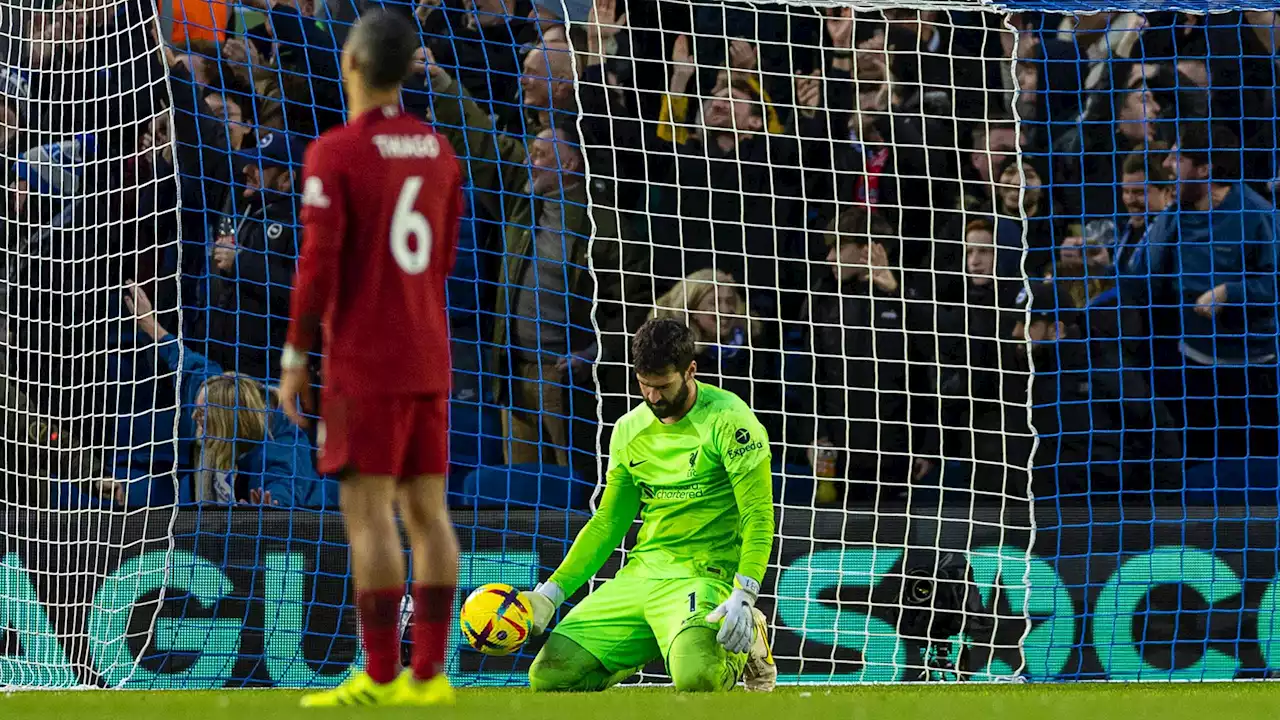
[705,574,760,654]
[520,581,565,636]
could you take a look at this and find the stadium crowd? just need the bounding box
[1,0,1278,509]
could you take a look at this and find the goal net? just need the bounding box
[2,0,1279,689]
[0,0,182,688]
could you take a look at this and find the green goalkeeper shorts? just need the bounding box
[549,575,734,673]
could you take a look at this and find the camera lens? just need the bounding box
[905,573,934,605]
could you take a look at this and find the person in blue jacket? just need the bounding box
[124,283,335,508]
[1120,120,1279,464]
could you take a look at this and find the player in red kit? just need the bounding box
[277,9,462,709]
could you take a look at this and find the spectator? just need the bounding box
[235,0,345,133]
[519,10,648,201]
[416,0,528,130]
[203,85,257,153]
[1013,18,1084,149]
[427,4,645,206]
[204,131,305,384]
[0,65,29,158]
[1066,78,1163,223]
[1123,121,1280,462]
[518,40,577,129]
[801,10,963,274]
[1131,12,1278,185]
[131,114,179,282]
[157,46,241,334]
[427,58,647,474]
[196,36,321,138]
[992,155,1054,278]
[880,9,986,120]
[658,37,784,144]
[125,284,333,508]
[803,209,938,505]
[963,116,1018,212]
[795,20,942,283]
[650,269,792,461]
[1055,221,1116,309]
[654,38,806,320]
[1012,281,1181,502]
[936,218,1023,497]
[1114,147,1173,269]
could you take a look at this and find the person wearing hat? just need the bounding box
[1011,280,1180,502]
[204,131,306,384]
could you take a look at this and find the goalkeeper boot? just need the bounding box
[742,607,776,692]
[299,670,412,708]
[402,671,457,707]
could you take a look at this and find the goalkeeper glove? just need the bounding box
[520,581,565,636]
[705,574,760,654]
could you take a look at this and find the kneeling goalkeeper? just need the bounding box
[520,318,776,692]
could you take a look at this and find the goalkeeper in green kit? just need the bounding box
[519,318,776,693]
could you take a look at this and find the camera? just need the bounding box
[896,551,991,681]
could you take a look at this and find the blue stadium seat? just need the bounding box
[448,397,503,492]
[1184,459,1280,506]
[773,462,816,505]
[456,463,586,510]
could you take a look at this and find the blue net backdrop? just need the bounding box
[0,0,1278,688]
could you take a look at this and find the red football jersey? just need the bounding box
[287,105,462,396]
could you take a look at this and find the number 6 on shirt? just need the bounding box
[391,176,433,274]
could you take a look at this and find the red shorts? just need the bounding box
[317,393,449,478]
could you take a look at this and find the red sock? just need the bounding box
[356,587,403,684]
[411,584,456,680]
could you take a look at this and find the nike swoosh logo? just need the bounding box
[629,460,647,468]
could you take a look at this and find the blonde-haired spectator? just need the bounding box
[650,269,796,465]
[125,284,334,508]
[651,268,761,348]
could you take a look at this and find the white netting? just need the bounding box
[578,4,1035,683]
[2,0,1277,688]
[0,0,178,688]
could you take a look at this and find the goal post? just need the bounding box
[0,0,1279,690]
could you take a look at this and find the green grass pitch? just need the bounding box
[5,684,1279,720]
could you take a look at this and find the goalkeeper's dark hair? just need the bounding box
[346,8,418,91]
[632,318,696,377]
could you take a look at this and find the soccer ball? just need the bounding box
[459,583,533,656]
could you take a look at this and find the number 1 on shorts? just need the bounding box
[688,591,696,613]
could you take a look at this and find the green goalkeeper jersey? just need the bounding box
[549,382,775,595]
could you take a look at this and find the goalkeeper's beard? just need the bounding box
[646,378,692,420]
